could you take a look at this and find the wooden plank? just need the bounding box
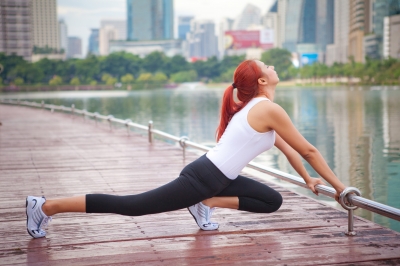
[0,104,399,265]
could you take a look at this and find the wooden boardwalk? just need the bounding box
[1,104,400,265]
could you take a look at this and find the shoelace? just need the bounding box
[41,216,52,229]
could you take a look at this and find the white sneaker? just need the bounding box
[188,202,219,231]
[26,196,52,238]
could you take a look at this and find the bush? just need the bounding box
[152,72,168,82]
[121,74,135,84]
[49,75,62,86]
[137,73,153,82]
[14,77,24,85]
[170,70,198,83]
[70,77,80,85]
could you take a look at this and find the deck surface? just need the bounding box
[1,104,400,266]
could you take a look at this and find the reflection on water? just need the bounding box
[4,85,399,232]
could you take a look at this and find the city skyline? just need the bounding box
[58,0,274,56]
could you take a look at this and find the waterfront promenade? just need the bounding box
[1,104,400,265]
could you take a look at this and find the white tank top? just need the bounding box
[206,97,276,179]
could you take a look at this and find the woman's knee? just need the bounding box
[269,192,283,213]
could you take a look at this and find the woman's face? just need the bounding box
[255,60,279,85]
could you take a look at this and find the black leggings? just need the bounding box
[86,155,283,216]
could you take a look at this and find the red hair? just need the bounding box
[216,60,262,141]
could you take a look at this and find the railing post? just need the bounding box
[125,119,132,136]
[339,187,361,236]
[71,104,75,119]
[41,101,44,109]
[82,109,86,121]
[94,112,98,126]
[179,136,189,160]
[107,115,114,131]
[148,120,153,143]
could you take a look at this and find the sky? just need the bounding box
[58,0,275,56]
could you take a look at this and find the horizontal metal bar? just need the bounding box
[349,195,400,222]
[185,140,211,152]
[2,99,400,223]
[151,129,181,142]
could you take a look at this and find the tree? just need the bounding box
[142,51,166,73]
[49,75,63,85]
[218,67,236,82]
[121,74,135,84]
[193,56,220,79]
[137,73,153,82]
[163,55,191,76]
[260,48,293,80]
[101,73,117,85]
[14,77,24,85]
[100,52,142,79]
[70,77,80,85]
[170,70,198,83]
[152,72,168,82]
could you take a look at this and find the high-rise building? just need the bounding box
[0,0,32,61]
[218,18,234,58]
[326,0,350,65]
[99,20,126,55]
[372,0,400,59]
[233,4,262,30]
[178,16,193,40]
[277,0,334,63]
[67,37,82,58]
[88,29,100,55]
[383,14,400,59]
[263,1,278,48]
[348,0,372,62]
[127,0,174,41]
[59,19,68,53]
[32,0,60,51]
[186,20,218,59]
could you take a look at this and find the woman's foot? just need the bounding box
[187,202,219,231]
[26,196,52,238]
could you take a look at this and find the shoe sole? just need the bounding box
[187,206,218,231]
[26,197,36,238]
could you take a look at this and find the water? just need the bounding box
[2,84,400,232]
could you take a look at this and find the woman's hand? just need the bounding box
[334,186,345,203]
[306,178,326,196]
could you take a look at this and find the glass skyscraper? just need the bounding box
[88,29,99,55]
[282,0,334,54]
[127,0,173,41]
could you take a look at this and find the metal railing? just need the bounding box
[2,99,400,236]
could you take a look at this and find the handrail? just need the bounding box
[2,98,400,235]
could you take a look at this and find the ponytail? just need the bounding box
[215,60,262,141]
[216,85,242,141]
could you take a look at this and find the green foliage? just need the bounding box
[0,77,2,85]
[70,77,80,85]
[14,77,24,85]
[137,73,153,82]
[1,50,398,88]
[101,73,117,85]
[152,72,168,82]
[217,67,236,82]
[49,75,62,86]
[121,74,135,84]
[170,70,198,83]
[260,48,293,80]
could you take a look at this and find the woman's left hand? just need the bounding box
[306,178,326,196]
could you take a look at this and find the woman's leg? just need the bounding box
[42,196,85,216]
[204,175,283,213]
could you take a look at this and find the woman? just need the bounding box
[26,60,346,238]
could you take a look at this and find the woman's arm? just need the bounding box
[266,103,346,201]
[274,134,326,195]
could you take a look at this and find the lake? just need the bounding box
[2,84,399,232]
